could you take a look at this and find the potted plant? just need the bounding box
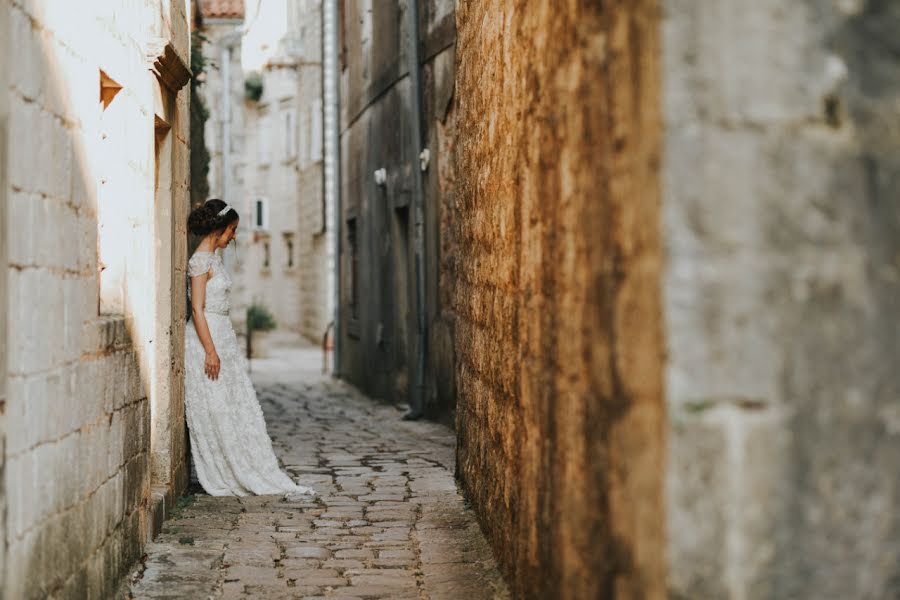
[244,71,264,102]
[246,302,276,365]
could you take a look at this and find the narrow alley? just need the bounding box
[3,0,900,599]
[121,345,508,600]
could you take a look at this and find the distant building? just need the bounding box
[336,0,458,420]
[239,0,329,343]
[197,0,246,329]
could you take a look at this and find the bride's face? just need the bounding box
[215,220,239,248]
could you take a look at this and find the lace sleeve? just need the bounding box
[188,254,213,277]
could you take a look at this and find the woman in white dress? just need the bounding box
[184,198,315,497]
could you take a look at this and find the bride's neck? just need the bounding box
[197,237,218,253]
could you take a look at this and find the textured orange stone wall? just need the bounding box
[454,1,666,598]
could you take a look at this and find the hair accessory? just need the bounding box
[217,203,232,216]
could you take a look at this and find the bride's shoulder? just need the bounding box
[188,251,219,277]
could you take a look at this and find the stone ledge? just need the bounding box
[147,487,169,540]
[82,314,132,356]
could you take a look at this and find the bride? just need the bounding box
[183,198,315,497]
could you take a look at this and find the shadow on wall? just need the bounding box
[3,2,190,597]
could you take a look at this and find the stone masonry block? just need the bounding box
[7,189,36,267]
[5,376,42,456]
[33,446,60,542]
[123,455,146,512]
[667,413,730,598]
[9,6,49,104]
[9,271,64,374]
[9,97,72,199]
[60,431,85,506]
[71,360,100,433]
[40,506,83,590]
[106,410,124,479]
[61,279,85,364]
[5,527,42,599]
[7,449,38,540]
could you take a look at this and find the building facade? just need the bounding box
[239,0,328,343]
[197,0,246,330]
[337,0,457,420]
[0,0,192,597]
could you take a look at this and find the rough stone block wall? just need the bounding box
[422,14,458,423]
[297,162,327,341]
[337,0,458,420]
[337,0,416,403]
[454,2,666,598]
[295,1,328,343]
[0,0,8,591]
[663,1,900,597]
[2,0,189,596]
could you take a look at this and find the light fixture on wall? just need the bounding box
[374,167,387,186]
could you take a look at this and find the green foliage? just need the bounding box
[190,30,211,208]
[244,71,264,102]
[190,31,208,79]
[178,536,195,545]
[247,303,277,332]
[177,494,197,510]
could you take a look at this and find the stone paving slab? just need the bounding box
[118,361,509,599]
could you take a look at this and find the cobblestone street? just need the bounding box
[120,346,508,599]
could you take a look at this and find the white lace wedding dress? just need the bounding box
[184,250,315,497]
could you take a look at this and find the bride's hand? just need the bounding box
[205,350,221,381]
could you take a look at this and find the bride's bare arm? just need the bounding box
[190,272,221,380]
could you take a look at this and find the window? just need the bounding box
[284,109,296,159]
[263,242,270,269]
[254,198,269,230]
[257,112,271,164]
[310,99,323,163]
[284,233,295,268]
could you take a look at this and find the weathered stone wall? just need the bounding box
[338,0,457,420]
[0,0,8,590]
[421,2,458,423]
[454,2,666,598]
[2,0,190,596]
[294,0,329,343]
[663,1,900,597]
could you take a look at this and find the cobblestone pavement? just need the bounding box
[121,345,509,599]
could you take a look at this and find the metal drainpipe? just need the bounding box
[323,0,342,377]
[403,0,426,421]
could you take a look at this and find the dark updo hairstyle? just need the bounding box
[187,198,239,236]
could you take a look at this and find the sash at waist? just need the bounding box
[205,308,230,317]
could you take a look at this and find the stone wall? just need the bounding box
[1,0,190,596]
[0,0,8,591]
[421,1,458,423]
[453,2,666,598]
[294,0,329,343]
[663,1,900,597]
[338,0,457,420]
